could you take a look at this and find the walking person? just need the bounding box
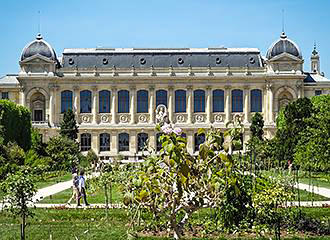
[78,170,90,207]
[67,172,80,206]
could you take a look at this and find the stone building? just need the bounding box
[0,32,329,160]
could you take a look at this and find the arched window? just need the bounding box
[81,133,91,151]
[194,133,205,152]
[80,90,92,113]
[61,90,73,113]
[156,132,162,152]
[175,90,186,113]
[100,133,110,152]
[99,90,111,113]
[232,89,243,112]
[251,89,262,112]
[118,90,129,113]
[194,90,205,112]
[156,90,167,107]
[213,89,224,112]
[119,133,129,152]
[137,133,148,151]
[137,90,148,113]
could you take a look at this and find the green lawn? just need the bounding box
[35,172,72,189]
[299,178,330,189]
[296,188,330,201]
[0,208,329,240]
[40,184,123,204]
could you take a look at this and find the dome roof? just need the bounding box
[20,33,57,61]
[266,32,302,60]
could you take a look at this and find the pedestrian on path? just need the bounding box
[78,170,90,206]
[66,173,80,206]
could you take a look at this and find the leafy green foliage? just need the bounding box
[46,136,80,171]
[294,95,330,171]
[250,112,264,140]
[0,100,31,151]
[59,109,79,141]
[0,168,37,240]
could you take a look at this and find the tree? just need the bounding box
[59,109,79,141]
[272,97,313,167]
[294,95,330,171]
[85,149,99,170]
[0,100,31,151]
[126,124,246,239]
[0,168,37,240]
[46,136,80,171]
[250,112,264,140]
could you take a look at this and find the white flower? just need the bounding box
[173,127,182,135]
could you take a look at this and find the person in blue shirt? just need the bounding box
[78,170,90,206]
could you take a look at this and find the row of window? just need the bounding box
[0,92,9,100]
[61,89,263,114]
[80,132,207,152]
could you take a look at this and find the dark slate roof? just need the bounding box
[266,32,302,60]
[304,72,330,83]
[61,48,263,69]
[21,34,57,62]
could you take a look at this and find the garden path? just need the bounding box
[295,182,330,198]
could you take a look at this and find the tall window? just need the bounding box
[100,133,110,152]
[175,90,186,113]
[137,90,148,113]
[80,90,92,113]
[315,90,322,96]
[137,133,148,151]
[119,133,129,152]
[99,90,111,113]
[1,92,9,100]
[232,89,243,112]
[61,90,73,113]
[213,89,224,112]
[81,133,91,151]
[251,89,262,112]
[194,90,205,112]
[156,90,167,107]
[194,133,205,152]
[118,90,129,113]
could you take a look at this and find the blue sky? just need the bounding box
[1,0,330,76]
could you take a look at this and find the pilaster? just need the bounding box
[92,86,98,124]
[206,86,212,124]
[225,85,231,123]
[149,85,155,124]
[168,86,174,123]
[243,86,250,123]
[130,86,136,124]
[187,85,193,124]
[111,87,117,124]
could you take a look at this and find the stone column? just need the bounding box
[148,131,156,150]
[168,86,174,123]
[187,85,193,124]
[187,130,194,154]
[55,86,60,125]
[73,85,79,115]
[296,81,303,98]
[130,86,136,124]
[243,86,250,123]
[92,86,98,124]
[48,85,55,126]
[149,86,155,124]
[111,87,117,124]
[206,86,212,124]
[225,86,231,123]
[92,131,99,154]
[263,86,268,123]
[267,83,274,123]
[111,131,118,154]
[19,87,26,107]
[130,131,137,154]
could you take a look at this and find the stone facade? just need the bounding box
[0,32,329,160]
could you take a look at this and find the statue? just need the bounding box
[156,104,169,125]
